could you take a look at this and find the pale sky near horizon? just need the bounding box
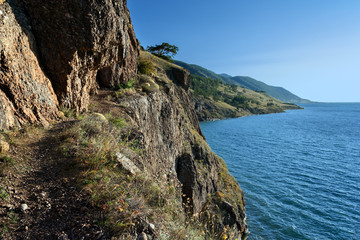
[128,1,360,102]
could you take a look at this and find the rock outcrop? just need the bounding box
[0,0,139,129]
[22,0,140,111]
[109,54,248,238]
[0,1,59,129]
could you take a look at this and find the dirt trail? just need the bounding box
[1,122,107,240]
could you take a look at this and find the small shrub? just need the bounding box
[0,187,9,200]
[60,107,76,118]
[138,58,155,75]
[114,79,135,90]
[141,82,159,93]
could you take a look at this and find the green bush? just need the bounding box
[114,78,135,90]
[138,59,155,75]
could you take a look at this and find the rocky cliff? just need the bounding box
[0,1,247,239]
[0,1,59,129]
[0,0,139,129]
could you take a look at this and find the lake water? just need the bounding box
[200,103,360,240]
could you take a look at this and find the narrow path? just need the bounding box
[1,122,108,240]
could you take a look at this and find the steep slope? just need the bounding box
[22,0,140,112]
[0,1,248,239]
[174,60,222,81]
[175,60,311,104]
[230,76,311,104]
[0,51,248,240]
[175,62,301,121]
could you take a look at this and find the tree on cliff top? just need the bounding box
[147,42,179,62]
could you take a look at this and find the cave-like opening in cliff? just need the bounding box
[96,67,112,88]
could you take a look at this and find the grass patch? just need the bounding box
[105,114,127,129]
[56,113,214,239]
[0,210,19,238]
[0,187,8,200]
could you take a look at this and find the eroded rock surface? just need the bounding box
[0,0,139,129]
[115,58,248,238]
[0,2,59,129]
[22,0,140,111]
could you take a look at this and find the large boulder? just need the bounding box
[22,0,140,112]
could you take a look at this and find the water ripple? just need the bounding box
[200,103,360,240]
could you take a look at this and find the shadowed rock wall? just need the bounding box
[22,0,140,111]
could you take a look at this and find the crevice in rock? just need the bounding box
[0,83,16,110]
[175,153,195,213]
[0,50,9,72]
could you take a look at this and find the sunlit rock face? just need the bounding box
[0,2,59,129]
[0,0,139,129]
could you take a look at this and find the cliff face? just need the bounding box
[22,0,140,111]
[0,1,59,129]
[0,0,139,129]
[101,53,248,237]
[0,1,247,238]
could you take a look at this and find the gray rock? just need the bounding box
[149,223,155,230]
[20,203,29,212]
[137,232,147,240]
[116,152,140,175]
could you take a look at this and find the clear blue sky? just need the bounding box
[128,0,360,102]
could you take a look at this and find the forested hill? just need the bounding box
[174,60,311,104]
[189,73,301,121]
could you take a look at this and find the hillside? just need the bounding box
[175,60,311,104]
[229,76,311,104]
[189,74,302,121]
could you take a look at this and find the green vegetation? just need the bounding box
[114,78,135,90]
[189,73,302,120]
[147,42,179,62]
[0,187,8,200]
[190,75,222,100]
[105,114,127,129]
[57,113,213,239]
[138,58,155,75]
[175,60,311,104]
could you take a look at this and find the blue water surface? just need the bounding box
[200,103,360,240]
